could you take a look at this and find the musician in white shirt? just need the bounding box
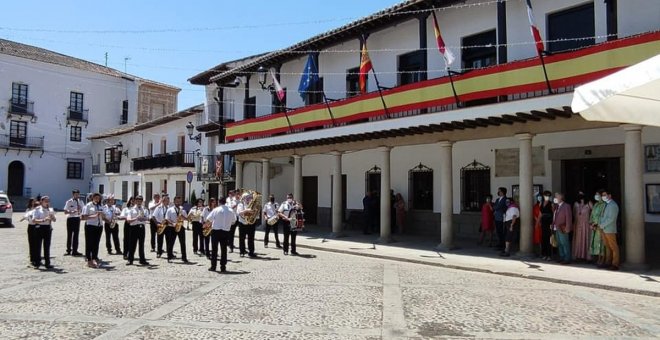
[165,196,189,263]
[63,189,84,256]
[31,196,56,269]
[226,190,239,252]
[82,193,104,268]
[120,197,134,260]
[103,195,122,255]
[147,193,162,253]
[22,198,39,268]
[152,195,170,258]
[278,193,300,256]
[200,198,217,259]
[125,195,150,266]
[236,192,257,258]
[262,194,281,248]
[189,198,206,256]
[205,196,236,272]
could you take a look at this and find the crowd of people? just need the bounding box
[362,190,407,235]
[479,187,621,270]
[21,189,305,273]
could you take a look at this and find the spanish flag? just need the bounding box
[359,41,373,94]
[431,11,455,66]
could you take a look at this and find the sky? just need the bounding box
[0,0,403,111]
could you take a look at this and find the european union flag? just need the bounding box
[298,54,319,99]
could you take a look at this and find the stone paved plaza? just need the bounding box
[1,214,659,339]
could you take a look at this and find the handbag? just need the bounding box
[549,233,558,248]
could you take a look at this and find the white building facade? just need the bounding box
[192,0,660,267]
[0,39,179,208]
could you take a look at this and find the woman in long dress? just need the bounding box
[478,195,494,246]
[572,193,592,261]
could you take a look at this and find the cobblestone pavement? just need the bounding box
[1,214,659,339]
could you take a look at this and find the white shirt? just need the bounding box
[33,206,55,225]
[152,204,168,223]
[63,198,84,218]
[188,206,205,223]
[505,206,520,222]
[103,205,121,224]
[278,200,294,219]
[82,202,104,226]
[263,201,278,219]
[166,205,188,225]
[126,205,149,226]
[202,206,212,221]
[236,202,250,224]
[206,205,236,231]
[148,199,161,213]
[24,209,35,225]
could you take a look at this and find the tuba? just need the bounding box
[242,190,262,225]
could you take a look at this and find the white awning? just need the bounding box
[571,54,660,127]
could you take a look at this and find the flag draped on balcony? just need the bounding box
[298,54,319,99]
[431,11,455,66]
[359,41,373,94]
[269,69,286,102]
[526,0,545,56]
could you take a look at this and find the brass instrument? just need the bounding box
[289,202,305,231]
[241,190,262,225]
[202,223,212,237]
[174,213,185,233]
[156,220,168,235]
[267,215,279,226]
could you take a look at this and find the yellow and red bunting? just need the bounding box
[226,31,660,142]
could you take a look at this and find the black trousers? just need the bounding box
[122,221,130,258]
[281,220,297,253]
[229,222,238,250]
[128,224,146,262]
[27,224,37,264]
[157,227,166,255]
[264,222,281,247]
[495,220,505,248]
[210,229,230,270]
[66,217,81,253]
[540,215,553,257]
[202,234,210,256]
[166,227,188,261]
[165,227,176,259]
[85,224,103,261]
[149,220,158,251]
[239,222,256,255]
[104,222,121,253]
[35,225,52,266]
[192,221,203,252]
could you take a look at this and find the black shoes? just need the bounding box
[44,264,54,269]
[139,260,150,266]
[248,253,258,258]
[276,244,282,249]
[290,251,299,256]
[126,261,134,266]
[283,250,289,255]
[72,252,83,257]
[499,252,510,257]
[208,267,216,271]
[64,251,71,256]
[220,267,227,273]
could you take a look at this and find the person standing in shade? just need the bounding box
[32,196,56,269]
[63,189,84,256]
[81,193,104,268]
[500,198,519,257]
[539,191,554,260]
[103,195,122,255]
[589,191,606,265]
[278,193,300,256]
[166,196,189,263]
[205,196,236,273]
[147,193,162,253]
[189,199,206,255]
[125,195,150,266]
[362,191,374,235]
[598,189,620,271]
[552,192,573,264]
[572,192,592,262]
[493,187,508,251]
[263,194,281,248]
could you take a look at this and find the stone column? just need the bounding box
[622,124,645,267]
[378,146,392,243]
[517,133,534,255]
[293,155,303,202]
[331,151,344,237]
[437,141,454,250]
[235,160,243,190]
[261,158,270,227]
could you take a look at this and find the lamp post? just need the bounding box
[186,122,201,144]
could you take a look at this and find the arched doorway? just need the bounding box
[7,161,25,196]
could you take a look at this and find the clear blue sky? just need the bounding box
[0,1,402,110]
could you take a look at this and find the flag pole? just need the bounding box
[370,67,390,117]
[446,67,461,107]
[539,52,553,94]
[322,93,337,127]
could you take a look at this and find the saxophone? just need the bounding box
[242,190,262,225]
[156,219,168,235]
[174,208,185,233]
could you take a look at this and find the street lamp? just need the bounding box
[257,66,275,92]
[186,121,201,144]
[116,142,128,157]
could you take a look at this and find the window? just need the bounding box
[121,100,128,124]
[346,67,360,97]
[11,83,28,112]
[67,160,83,179]
[175,181,186,200]
[398,50,426,86]
[460,160,491,212]
[9,120,27,147]
[178,135,185,152]
[161,179,168,194]
[70,126,82,142]
[133,181,139,197]
[104,147,121,163]
[244,96,256,119]
[121,181,128,201]
[365,166,381,195]
[70,92,84,113]
[271,88,287,114]
[548,3,595,53]
[147,142,153,156]
[160,139,167,154]
[145,182,153,201]
[306,78,324,105]
[408,163,433,210]
[99,184,104,194]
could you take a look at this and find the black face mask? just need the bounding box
[270,198,275,203]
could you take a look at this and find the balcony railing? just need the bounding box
[132,152,195,171]
[106,162,121,173]
[67,107,89,122]
[92,164,101,174]
[0,134,44,150]
[224,31,660,142]
[8,99,35,116]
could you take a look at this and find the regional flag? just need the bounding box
[298,54,319,99]
[270,69,286,102]
[431,11,455,66]
[359,41,373,94]
[526,0,545,56]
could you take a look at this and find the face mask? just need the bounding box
[536,196,542,202]
[544,196,550,201]
[602,196,610,203]
[594,195,601,201]
[287,198,293,203]
[553,198,560,204]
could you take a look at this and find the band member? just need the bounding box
[82,193,104,268]
[21,198,38,268]
[236,192,257,258]
[263,194,281,248]
[32,196,56,269]
[153,195,170,257]
[125,195,150,266]
[103,195,122,255]
[63,189,84,256]
[120,197,134,259]
[201,198,217,259]
[147,193,162,253]
[189,199,205,255]
[226,190,239,252]
[278,193,300,256]
[166,196,189,263]
[205,196,236,272]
